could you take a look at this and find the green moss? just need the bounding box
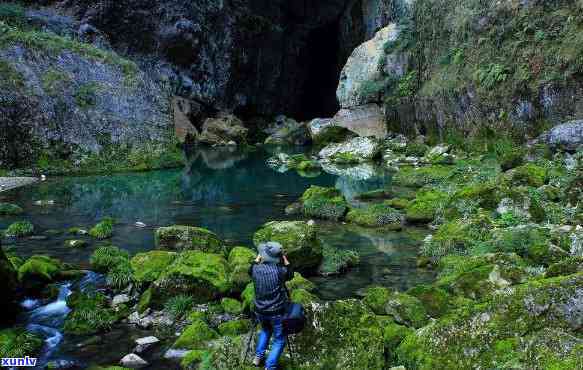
[64,291,118,335]
[0,59,24,90]
[0,202,23,215]
[313,126,354,147]
[300,186,348,221]
[0,328,43,358]
[137,288,152,314]
[41,68,71,96]
[130,250,177,285]
[18,255,63,289]
[546,256,583,278]
[405,190,449,223]
[384,292,428,328]
[363,286,392,315]
[220,297,243,315]
[173,319,219,350]
[154,225,225,254]
[450,182,499,210]
[393,165,453,188]
[290,288,319,304]
[227,246,255,291]
[405,142,429,157]
[240,282,255,311]
[253,220,323,272]
[180,349,212,370]
[384,198,411,209]
[151,251,231,306]
[286,272,316,292]
[164,294,194,320]
[89,217,115,239]
[511,163,548,187]
[406,285,451,318]
[383,320,413,362]
[319,245,360,275]
[5,220,34,237]
[499,148,525,171]
[218,319,251,336]
[346,203,403,229]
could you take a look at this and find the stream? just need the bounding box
[1,147,434,368]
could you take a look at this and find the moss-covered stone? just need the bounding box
[382,320,413,363]
[346,203,403,229]
[499,148,525,171]
[253,220,323,272]
[0,328,43,358]
[546,256,583,278]
[510,163,548,187]
[406,285,451,318]
[173,319,219,350]
[130,250,177,285]
[300,186,349,221]
[241,282,255,311]
[286,272,316,292]
[227,246,255,292]
[88,217,115,239]
[18,255,64,292]
[218,319,251,336]
[363,286,392,315]
[64,291,118,335]
[137,288,152,314]
[5,220,34,237]
[384,198,411,210]
[290,288,319,304]
[405,190,448,223]
[393,165,453,188]
[90,245,130,273]
[220,297,243,315]
[450,182,499,210]
[0,202,23,215]
[384,292,429,328]
[319,245,360,276]
[151,251,231,307]
[155,225,225,254]
[395,274,583,369]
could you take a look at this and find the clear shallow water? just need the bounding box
[1,147,434,299]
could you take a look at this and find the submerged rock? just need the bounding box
[346,202,404,229]
[253,221,323,272]
[300,186,349,221]
[154,225,225,254]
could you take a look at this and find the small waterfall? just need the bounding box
[20,271,104,369]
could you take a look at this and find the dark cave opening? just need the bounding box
[297,22,342,121]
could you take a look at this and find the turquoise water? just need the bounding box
[1,147,433,299]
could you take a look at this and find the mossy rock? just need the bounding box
[253,220,323,272]
[292,300,385,369]
[510,163,548,187]
[0,202,23,215]
[218,319,251,336]
[0,247,18,312]
[286,272,316,292]
[406,284,451,318]
[240,282,255,311]
[137,288,152,314]
[393,165,453,188]
[5,221,34,237]
[63,292,118,335]
[155,225,225,254]
[227,246,255,292]
[0,328,43,358]
[290,288,319,304]
[130,250,177,285]
[90,245,130,273]
[18,255,64,292]
[384,292,429,328]
[395,273,583,369]
[151,251,232,307]
[64,239,89,248]
[220,297,243,315]
[346,203,403,229]
[384,198,410,210]
[296,160,321,171]
[313,125,354,147]
[450,182,499,210]
[492,225,551,257]
[405,190,449,223]
[319,245,360,276]
[382,320,413,363]
[173,319,219,350]
[300,186,348,221]
[499,148,525,171]
[88,217,115,239]
[546,256,583,278]
[526,243,568,266]
[363,286,392,315]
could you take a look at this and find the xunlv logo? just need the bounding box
[1,356,38,367]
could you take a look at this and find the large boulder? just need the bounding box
[396,273,583,369]
[227,246,255,292]
[337,24,401,109]
[319,137,381,163]
[197,113,248,146]
[130,251,178,285]
[17,255,65,292]
[253,221,323,272]
[332,104,387,139]
[538,120,583,152]
[150,251,231,307]
[154,226,225,254]
[264,116,311,146]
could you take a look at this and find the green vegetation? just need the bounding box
[74,82,100,108]
[0,202,23,215]
[90,245,130,272]
[0,59,24,90]
[64,291,119,335]
[0,328,43,358]
[300,186,349,221]
[164,294,194,320]
[0,3,25,27]
[89,217,115,239]
[41,68,71,96]
[320,245,360,276]
[5,220,34,237]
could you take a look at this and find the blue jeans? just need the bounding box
[255,313,286,370]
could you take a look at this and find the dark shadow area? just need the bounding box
[298,22,342,121]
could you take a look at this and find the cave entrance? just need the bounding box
[298,22,342,121]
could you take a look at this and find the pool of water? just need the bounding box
[1,147,434,299]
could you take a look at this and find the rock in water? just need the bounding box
[538,120,583,151]
[198,113,249,146]
[119,353,148,368]
[154,225,225,254]
[331,104,387,139]
[319,137,381,163]
[337,24,402,109]
[134,336,160,354]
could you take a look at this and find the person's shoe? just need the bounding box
[252,356,263,367]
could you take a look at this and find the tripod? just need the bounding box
[242,317,296,368]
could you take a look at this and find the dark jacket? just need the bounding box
[249,262,294,315]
